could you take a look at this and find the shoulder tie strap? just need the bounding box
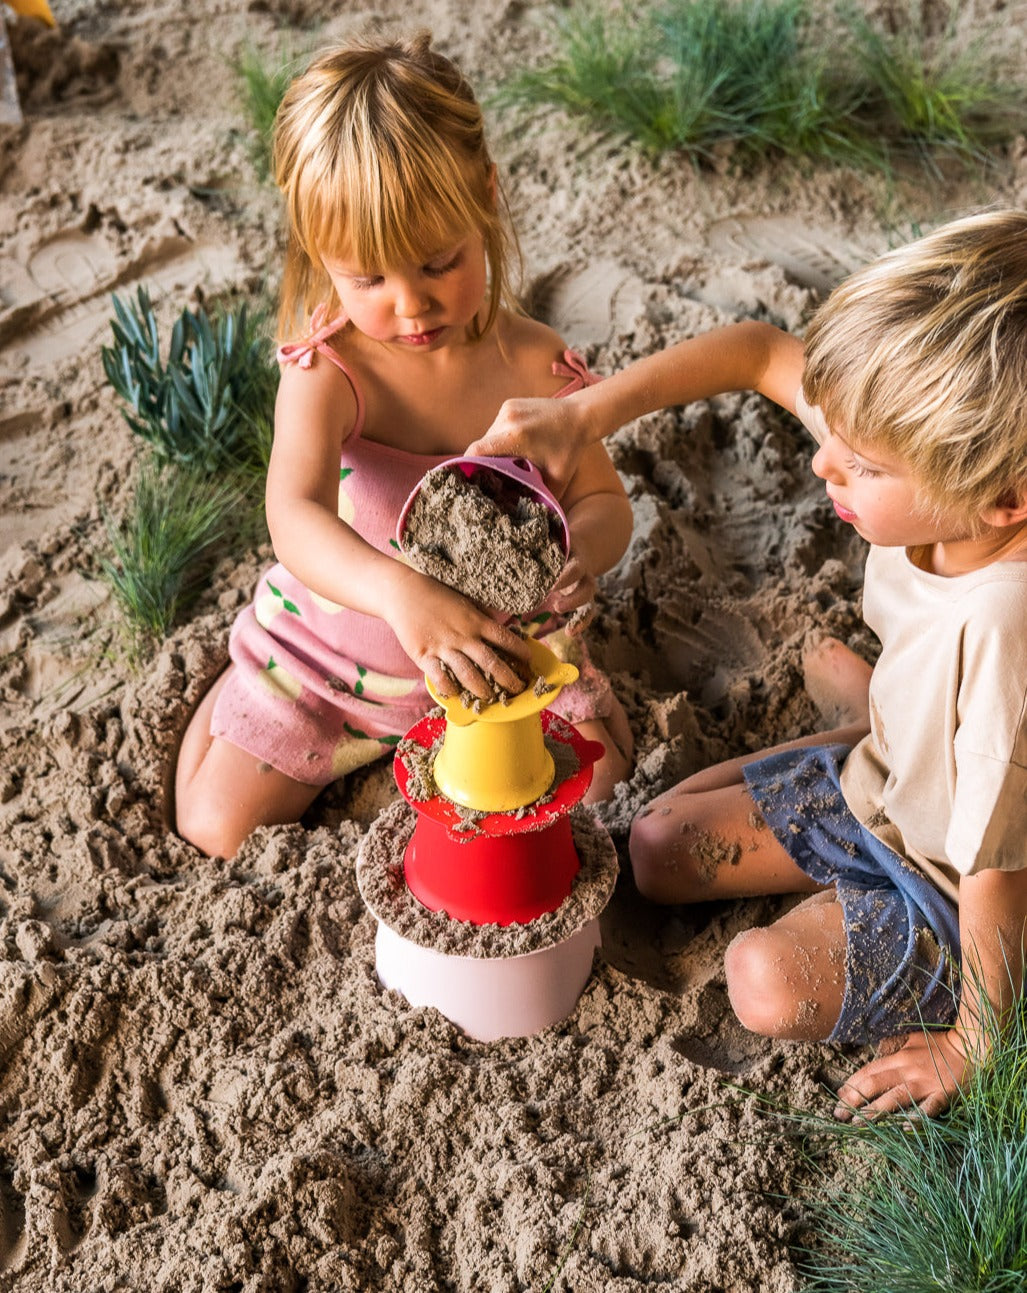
[551,348,602,397]
[275,304,350,369]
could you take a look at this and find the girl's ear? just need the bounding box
[981,489,1027,529]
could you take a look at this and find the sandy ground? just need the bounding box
[1,1,1026,1289]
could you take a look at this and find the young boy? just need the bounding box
[469,209,1027,1118]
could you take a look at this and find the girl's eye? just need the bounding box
[424,252,462,278]
[351,275,383,290]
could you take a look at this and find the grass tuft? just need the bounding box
[232,43,301,180]
[842,0,1025,167]
[790,994,1027,1291]
[100,463,251,659]
[497,0,1024,173]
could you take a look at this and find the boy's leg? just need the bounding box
[173,667,321,859]
[802,634,872,728]
[629,721,870,904]
[629,769,823,904]
[724,892,846,1040]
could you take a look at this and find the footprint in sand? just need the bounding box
[0,228,241,370]
[0,1161,26,1272]
[708,214,880,294]
[528,259,649,347]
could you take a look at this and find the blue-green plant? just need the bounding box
[101,286,278,478]
[791,988,1027,1291]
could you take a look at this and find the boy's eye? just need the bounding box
[846,454,883,479]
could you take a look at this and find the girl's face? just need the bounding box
[810,425,970,550]
[321,231,488,353]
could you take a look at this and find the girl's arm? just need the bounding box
[833,867,1027,1119]
[541,440,634,621]
[467,321,805,495]
[265,360,532,699]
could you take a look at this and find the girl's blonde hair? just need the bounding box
[803,209,1027,520]
[272,33,519,340]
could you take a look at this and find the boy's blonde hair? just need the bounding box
[272,33,518,340]
[803,209,1027,520]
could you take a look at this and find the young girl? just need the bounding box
[470,210,1027,1119]
[174,34,633,860]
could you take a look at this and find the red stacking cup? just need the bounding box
[395,712,603,926]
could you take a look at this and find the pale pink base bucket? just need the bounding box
[374,918,601,1042]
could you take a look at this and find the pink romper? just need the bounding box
[210,311,615,786]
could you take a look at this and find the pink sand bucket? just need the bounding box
[396,455,571,557]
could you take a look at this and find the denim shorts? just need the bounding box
[742,744,960,1044]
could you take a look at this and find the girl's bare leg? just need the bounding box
[802,634,873,728]
[578,694,634,804]
[173,667,322,858]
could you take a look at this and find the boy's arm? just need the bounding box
[466,321,804,495]
[834,867,1027,1119]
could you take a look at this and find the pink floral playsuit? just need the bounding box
[210,309,616,786]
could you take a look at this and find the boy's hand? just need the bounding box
[465,395,592,498]
[385,568,531,700]
[833,1028,972,1121]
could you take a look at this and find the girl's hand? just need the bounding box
[465,395,593,498]
[539,553,596,633]
[833,1028,972,1121]
[386,568,531,700]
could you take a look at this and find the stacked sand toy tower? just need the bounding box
[356,635,619,1041]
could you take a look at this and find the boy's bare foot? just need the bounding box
[802,633,872,729]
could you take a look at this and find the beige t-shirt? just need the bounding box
[795,387,1027,903]
[841,546,1027,903]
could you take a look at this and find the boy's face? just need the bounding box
[810,426,968,549]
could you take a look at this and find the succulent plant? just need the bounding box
[101,286,277,476]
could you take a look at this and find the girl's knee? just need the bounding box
[578,711,633,805]
[174,787,245,860]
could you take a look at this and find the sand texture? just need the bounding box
[2,0,1026,1289]
[401,463,567,615]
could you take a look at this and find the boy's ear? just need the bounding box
[981,488,1027,528]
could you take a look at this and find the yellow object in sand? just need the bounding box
[6,0,56,24]
[427,636,579,812]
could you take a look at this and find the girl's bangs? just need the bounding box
[308,147,484,271]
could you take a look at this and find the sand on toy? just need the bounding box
[401,463,567,616]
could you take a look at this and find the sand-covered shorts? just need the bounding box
[743,743,961,1044]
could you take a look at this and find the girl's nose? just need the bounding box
[394,282,430,318]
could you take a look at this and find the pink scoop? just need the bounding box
[396,455,570,557]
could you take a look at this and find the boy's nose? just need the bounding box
[811,441,842,484]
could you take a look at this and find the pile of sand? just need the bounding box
[2,1,1025,1289]
[400,462,567,616]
